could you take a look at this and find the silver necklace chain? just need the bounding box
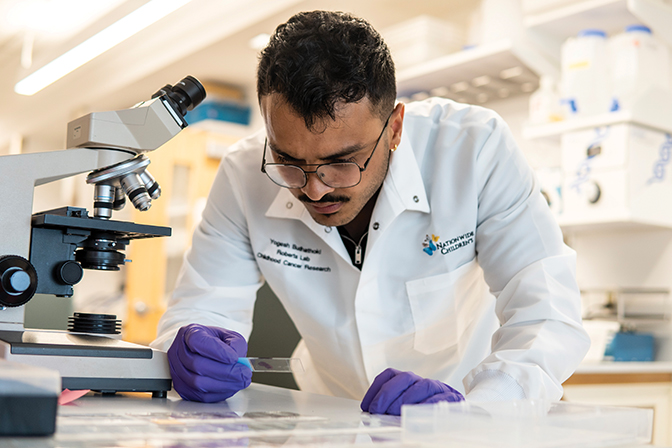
[340,231,368,265]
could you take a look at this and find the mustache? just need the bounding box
[298,194,350,204]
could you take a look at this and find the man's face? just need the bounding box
[260,95,402,228]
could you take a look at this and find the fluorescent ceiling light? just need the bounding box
[15,0,191,96]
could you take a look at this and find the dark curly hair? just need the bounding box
[257,10,396,131]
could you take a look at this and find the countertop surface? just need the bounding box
[2,382,653,447]
[4,383,404,447]
[575,361,672,374]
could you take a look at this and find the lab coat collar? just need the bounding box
[384,125,430,215]
[266,188,304,220]
[363,125,429,254]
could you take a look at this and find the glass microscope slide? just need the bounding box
[237,357,304,373]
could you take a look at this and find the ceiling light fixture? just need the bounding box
[14,0,191,96]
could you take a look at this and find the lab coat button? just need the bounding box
[325,226,332,233]
[373,222,380,230]
[413,195,419,203]
[286,202,293,209]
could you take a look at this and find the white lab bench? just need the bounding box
[3,381,656,448]
[3,383,405,447]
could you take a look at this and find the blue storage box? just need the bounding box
[604,332,655,362]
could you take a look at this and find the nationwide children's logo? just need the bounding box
[422,234,440,255]
[422,231,475,256]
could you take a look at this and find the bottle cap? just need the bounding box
[625,24,652,34]
[578,29,607,38]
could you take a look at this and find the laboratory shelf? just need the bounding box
[525,0,639,38]
[396,0,672,103]
[396,38,557,103]
[523,111,671,141]
[523,87,672,140]
[524,0,672,47]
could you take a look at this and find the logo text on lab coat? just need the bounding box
[423,231,474,256]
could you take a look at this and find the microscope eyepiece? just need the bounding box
[152,75,206,117]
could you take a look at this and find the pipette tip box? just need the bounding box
[0,360,60,436]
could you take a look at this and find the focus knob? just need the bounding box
[57,261,84,286]
[4,270,30,293]
[0,255,38,307]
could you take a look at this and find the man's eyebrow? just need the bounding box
[268,143,368,163]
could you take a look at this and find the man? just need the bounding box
[152,10,589,415]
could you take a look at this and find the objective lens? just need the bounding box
[93,184,115,219]
[113,187,126,211]
[120,173,152,211]
[139,170,161,200]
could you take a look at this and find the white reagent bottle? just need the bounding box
[561,29,611,118]
[610,24,670,112]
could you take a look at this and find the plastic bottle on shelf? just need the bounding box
[529,76,564,125]
[560,29,612,118]
[609,24,670,112]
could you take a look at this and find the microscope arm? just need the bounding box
[0,148,135,259]
[0,148,133,329]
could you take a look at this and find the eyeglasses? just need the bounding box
[261,113,391,189]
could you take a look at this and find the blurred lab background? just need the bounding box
[3,0,672,444]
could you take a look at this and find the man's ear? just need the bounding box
[389,102,405,150]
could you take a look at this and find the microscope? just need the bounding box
[0,75,206,397]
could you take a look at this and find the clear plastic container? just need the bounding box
[382,16,464,69]
[610,24,671,112]
[561,29,612,118]
[529,76,564,125]
[402,400,653,447]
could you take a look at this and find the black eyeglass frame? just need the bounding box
[261,112,392,189]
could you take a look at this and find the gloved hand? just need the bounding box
[167,323,252,403]
[361,368,464,415]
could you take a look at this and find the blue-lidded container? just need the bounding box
[604,332,655,362]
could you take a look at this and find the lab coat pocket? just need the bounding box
[406,258,485,355]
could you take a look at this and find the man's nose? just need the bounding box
[301,172,334,201]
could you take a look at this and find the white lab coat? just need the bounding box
[152,98,590,401]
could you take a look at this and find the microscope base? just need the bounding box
[0,329,171,396]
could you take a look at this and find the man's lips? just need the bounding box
[306,202,342,214]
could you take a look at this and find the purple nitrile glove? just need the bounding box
[361,368,464,416]
[167,324,252,403]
